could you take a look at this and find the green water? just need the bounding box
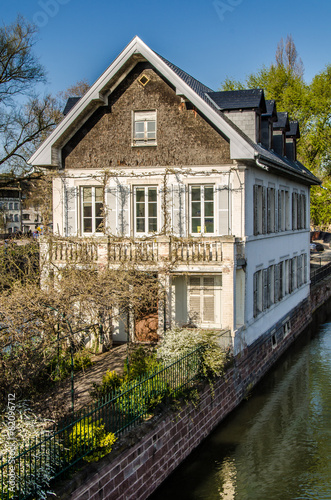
[149,323,331,500]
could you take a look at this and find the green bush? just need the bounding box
[124,346,162,380]
[48,348,93,382]
[90,370,123,400]
[68,417,116,463]
[115,374,171,417]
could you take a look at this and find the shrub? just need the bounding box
[0,401,63,499]
[68,417,116,463]
[115,375,171,417]
[48,348,93,382]
[90,370,123,400]
[124,346,162,380]
[157,328,232,379]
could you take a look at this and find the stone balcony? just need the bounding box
[45,235,244,269]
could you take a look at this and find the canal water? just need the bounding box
[149,321,331,500]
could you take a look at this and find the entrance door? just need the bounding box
[134,301,159,342]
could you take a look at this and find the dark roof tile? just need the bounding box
[206,89,266,112]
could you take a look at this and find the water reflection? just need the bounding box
[150,324,331,500]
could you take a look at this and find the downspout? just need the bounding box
[255,153,269,172]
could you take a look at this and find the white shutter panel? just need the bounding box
[253,185,258,235]
[203,277,215,323]
[117,185,130,236]
[262,187,267,234]
[218,185,230,235]
[263,268,268,310]
[65,186,77,236]
[105,187,117,234]
[189,277,201,323]
[172,184,186,236]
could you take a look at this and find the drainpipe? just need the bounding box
[255,153,269,172]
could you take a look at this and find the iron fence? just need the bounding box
[0,347,202,499]
[310,261,331,286]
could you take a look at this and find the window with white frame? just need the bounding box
[134,186,157,235]
[188,275,221,325]
[133,111,156,146]
[190,185,214,234]
[81,186,103,234]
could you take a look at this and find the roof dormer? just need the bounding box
[273,112,290,157]
[261,100,277,149]
[286,121,300,161]
[206,89,266,143]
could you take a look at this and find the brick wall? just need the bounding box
[57,288,322,500]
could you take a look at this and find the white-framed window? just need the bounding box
[267,187,275,233]
[188,275,221,326]
[81,186,103,234]
[134,186,158,235]
[133,111,156,146]
[14,202,19,210]
[190,185,215,235]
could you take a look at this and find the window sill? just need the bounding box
[131,142,157,147]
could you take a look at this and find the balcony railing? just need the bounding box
[48,237,237,266]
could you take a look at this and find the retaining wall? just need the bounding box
[57,277,331,500]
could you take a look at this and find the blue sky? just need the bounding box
[2,0,331,97]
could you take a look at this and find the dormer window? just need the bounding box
[133,111,156,146]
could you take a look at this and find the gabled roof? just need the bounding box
[286,121,300,139]
[263,100,277,121]
[274,112,290,131]
[206,89,266,112]
[28,36,319,185]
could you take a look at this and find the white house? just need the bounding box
[29,37,319,354]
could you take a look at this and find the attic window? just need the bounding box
[133,110,157,146]
[138,75,150,86]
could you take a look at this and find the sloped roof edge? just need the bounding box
[28,36,255,167]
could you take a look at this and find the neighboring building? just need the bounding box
[0,186,22,234]
[28,37,319,354]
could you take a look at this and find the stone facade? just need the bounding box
[62,63,231,169]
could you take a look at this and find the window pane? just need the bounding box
[204,201,214,217]
[136,188,145,202]
[147,121,155,132]
[95,202,103,218]
[136,218,145,233]
[136,203,145,217]
[205,218,214,233]
[148,188,157,202]
[191,202,201,217]
[96,218,103,232]
[192,218,200,233]
[95,187,103,202]
[148,219,157,232]
[135,122,144,138]
[204,186,213,201]
[83,218,92,232]
[83,205,92,218]
[83,187,92,202]
[148,203,157,217]
[191,187,201,201]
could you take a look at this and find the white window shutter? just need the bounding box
[189,277,201,323]
[203,277,215,323]
[218,185,230,235]
[65,186,77,236]
[117,185,130,236]
[172,184,186,236]
[106,187,117,234]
